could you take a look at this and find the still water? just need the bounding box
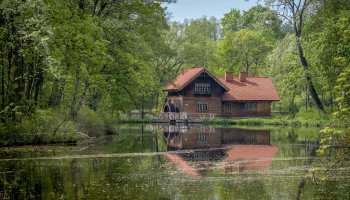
[0,124,349,199]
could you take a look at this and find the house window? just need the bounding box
[260,102,270,109]
[197,101,208,111]
[224,102,233,111]
[195,83,210,95]
[245,102,257,111]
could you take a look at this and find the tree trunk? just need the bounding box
[25,63,34,100]
[7,47,12,103]
[71,65,81,120]
[1,46,5,110]
[49,78,65,106]
[296,37,325,112]
[76,79,90,114]
[12,47,23,104]
[33,66,43,103]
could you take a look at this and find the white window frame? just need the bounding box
[224,102,233,111]
[195,83,210,95]
[245,102,257,111]
[197,101,208,111]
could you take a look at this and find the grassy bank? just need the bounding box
[0,107,115,147]
[118,118,153,124]
[204,117,330,127]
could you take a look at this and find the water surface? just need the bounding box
[0,124,349,199]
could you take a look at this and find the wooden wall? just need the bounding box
[222,101,271,117]
[182,97,222,115]
[166,128,271,150]
[182,75,225,97]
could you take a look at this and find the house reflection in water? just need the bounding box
[162,125,278,176]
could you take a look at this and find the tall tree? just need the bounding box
[305,0,350,110]
[219,29,272,74]
[221,9,242,34]
[221,5,284,39]
[266,0,325,112]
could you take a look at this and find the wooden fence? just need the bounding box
[127,112,216,122]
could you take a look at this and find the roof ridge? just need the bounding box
[217,76,270,78]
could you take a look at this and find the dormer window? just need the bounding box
[195,83,210,95]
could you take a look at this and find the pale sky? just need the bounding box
[163,0,261,22]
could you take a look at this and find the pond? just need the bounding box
[0,124,349,199]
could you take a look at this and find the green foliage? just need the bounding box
[219,29,272,74]
[0,109,78,146]
[304,1,350,108]
[75,107,106,137]
[316,65,350,177]
[221,5,284,38]
[333,66,350,122]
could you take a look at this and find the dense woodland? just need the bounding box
[0,0,349,145]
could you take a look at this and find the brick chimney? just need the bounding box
[225,71,233,82]
[239,72,247,82]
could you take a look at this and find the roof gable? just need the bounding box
[163,67,229,91]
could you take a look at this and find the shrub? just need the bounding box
[75,107,105,137]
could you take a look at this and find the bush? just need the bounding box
[75,107,106,137]
[294,107,329,121]
[0,109,79,146]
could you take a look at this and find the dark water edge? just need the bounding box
[0,124,349,200]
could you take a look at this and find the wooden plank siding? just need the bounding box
[166,127,271,150]
[181,76,225,97]
[181,97,222,116]
[222,101,271,117]
[168,74,225,116]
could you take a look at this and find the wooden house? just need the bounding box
[163,67,279,117]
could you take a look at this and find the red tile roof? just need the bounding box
[223,145,279,171]
[163,67,228,91]
[165,153,201,177]
[164,67,279,101]
[219,77,280,101]
[164,67,204,91]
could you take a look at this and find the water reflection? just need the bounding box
[161,125,278,176]
[1,124,349,199]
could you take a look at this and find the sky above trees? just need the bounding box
[164,0,260,22]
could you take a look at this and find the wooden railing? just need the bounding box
[145,112,216,121]
[127,112,216,121]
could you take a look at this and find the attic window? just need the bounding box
[199,72,209,78]
[195,83,210,94]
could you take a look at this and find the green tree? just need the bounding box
[221,5,284,39]
[219,29,272,75]
[221,9,242,34]
[266,0,325,112]
[267,34,305,113]
[305,0,350,111]
[181,17,220,67]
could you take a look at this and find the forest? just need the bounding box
[0,0,349,146]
